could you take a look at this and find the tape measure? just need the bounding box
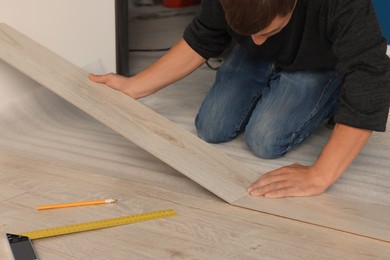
[19,209,176,240]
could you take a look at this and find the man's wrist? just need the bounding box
[309,162,339,189]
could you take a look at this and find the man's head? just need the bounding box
[220,0,297,45]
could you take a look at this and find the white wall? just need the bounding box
[0,0,116,72]
[0,0,116,105]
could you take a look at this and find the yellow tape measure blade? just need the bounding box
[20,209,176,240]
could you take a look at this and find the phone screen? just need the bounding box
[7,234,38,260]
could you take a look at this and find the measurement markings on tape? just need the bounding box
[19,209,176,240]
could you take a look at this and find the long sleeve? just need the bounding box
[183,0,231,59]
[324,0,390,131]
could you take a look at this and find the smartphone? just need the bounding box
[6,234,38,260]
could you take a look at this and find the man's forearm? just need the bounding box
[312,123,372,186]
[89,38,205,100]
[130,38,206,98]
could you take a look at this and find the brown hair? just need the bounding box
[220,0,296,35]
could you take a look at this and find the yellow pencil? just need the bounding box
[37,198,118,210]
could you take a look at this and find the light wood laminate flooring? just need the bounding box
[0,5,389,259]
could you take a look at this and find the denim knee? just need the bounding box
[195,114,234,143]
[195,121,218,143]
[245,126,290,159]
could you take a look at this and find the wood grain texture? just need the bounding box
[0,23,255,203]
[232,195,390,242]
[0,23,389,244]
[1,150,389,260]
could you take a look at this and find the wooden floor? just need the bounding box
[0,5,389,259]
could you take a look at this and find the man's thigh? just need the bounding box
[196,46,273,143]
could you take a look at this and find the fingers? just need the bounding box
[247,172,285,193]
[248,177,305,198]
[247,166,288,193]
[88,73,114,84]
[246,164,309,198]
[247,163,329,198]
[248,180,287,197]
[263,187,294,199]
[87,73,137,98]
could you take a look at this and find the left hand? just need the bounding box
[247,163,331,198]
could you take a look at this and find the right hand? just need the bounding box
[89,73,134,96]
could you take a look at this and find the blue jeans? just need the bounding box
[195,46,341,159]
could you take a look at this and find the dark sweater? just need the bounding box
[183,0,390,131]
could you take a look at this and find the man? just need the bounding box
[89,0,390,198]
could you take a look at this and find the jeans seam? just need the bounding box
[231,62,275,138]
[288,73,336,149]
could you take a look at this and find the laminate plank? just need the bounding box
[0,23,389,242]
[0,87,215,200]
[0,23,255,204]
[0,150,389,260]
[232,195,390,242]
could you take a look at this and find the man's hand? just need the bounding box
[89,73,135,97]
[247,163,329,199]
[247,124,372,199]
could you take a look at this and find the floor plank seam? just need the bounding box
[231,203,390,244]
